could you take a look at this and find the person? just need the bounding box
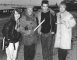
[54,1,76,60]
[2,8,21,60]
[37,0,56,60]
[16,6,38,60]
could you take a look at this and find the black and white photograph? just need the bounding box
[0,0,77,60]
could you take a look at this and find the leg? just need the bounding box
[41,35,48,60]
[58,48,68,60]
[47,35,54,60]
[13,42,19,60]
[41,36,47,60]
[6,43,14,60]
[41,34,54,60]
[24,44,36,60]
[24,45,29,60]
[28,44,36,60]
[6,46,11,60]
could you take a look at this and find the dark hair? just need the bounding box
[13,8,21,15]
[10,13,15,22]
[10,8,21,22]
[60,1,66,7]
[41,0,49,6]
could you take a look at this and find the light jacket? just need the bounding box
[54,11,76,49]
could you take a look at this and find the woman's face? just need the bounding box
[14,11,20,21]
[27,8,33,15]
[59,4,66,13]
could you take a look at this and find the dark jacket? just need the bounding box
[2,20,21,43]
[37,9,57,34]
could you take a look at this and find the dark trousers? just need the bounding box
[41,33,54,60]
[24,44,35,60]
[58,48,68,60]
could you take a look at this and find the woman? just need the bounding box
[16,6,38,60]
[2,8,21,60]
[54,1,76,60]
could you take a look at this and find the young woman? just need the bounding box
[2,8,21,60]
[54,1,76,60]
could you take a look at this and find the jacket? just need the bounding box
[2,20,21,43]
[18,12,38,45]
[54,11,76,49]
[37,8,56,34]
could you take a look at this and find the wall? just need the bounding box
[0,0,64,6]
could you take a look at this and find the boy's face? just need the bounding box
[59,4,66,13]
[41,4,48,12]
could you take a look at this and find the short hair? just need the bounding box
[60,1,66,6]
[41,0,49,6]
[14,8,21,14]
[10,8,21,22]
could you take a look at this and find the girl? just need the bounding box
[2,8,21,60]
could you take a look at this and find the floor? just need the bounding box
[0,39,77,60]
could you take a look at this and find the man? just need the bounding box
[37,1,56,60]
[17,6,38,60]
[54,1,76,60]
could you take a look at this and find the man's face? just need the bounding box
[59,4,66,13]
[41,4,48,12]
[27,8,33,15]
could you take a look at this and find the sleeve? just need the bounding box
[2,21,11,39]
[12,29,21,40]
[37,12,42,34]
[51,12,57,34]
[65,15,76,29]
[50,9,55,16]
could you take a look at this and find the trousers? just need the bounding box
[58,48,68,60]
[24,44,36,60]
[41,33,54,60]
[6,41,19,60]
